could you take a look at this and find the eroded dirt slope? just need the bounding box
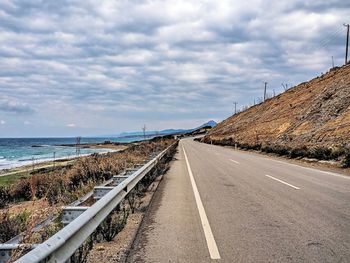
[205,64,350,149]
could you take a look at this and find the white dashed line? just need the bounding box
[265,174,300,190]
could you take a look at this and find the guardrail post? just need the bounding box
[133,164,144,169]
[112,176,129,186]
[124,168,138,175]
[93,186,115,200]
[61,207,89,226]
[0,246,12,263]
[0,244,37,263]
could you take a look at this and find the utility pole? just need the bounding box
[332,56,334,68]
[263,82,268,101]
[76,136,81,157]
[32,157,35,173]
[344,23,350,65]
[142,124,146,140]
[281,83,288,91]
[233,102,237,115]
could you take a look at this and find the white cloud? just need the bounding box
[0,96,34,114]
[0,0,348,137]
[0,120,5,125]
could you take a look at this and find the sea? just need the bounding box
[0,137,141,171]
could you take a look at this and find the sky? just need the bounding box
[0,0,349,137]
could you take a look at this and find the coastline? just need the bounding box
[0,143,128,178]
[56,142,129,150]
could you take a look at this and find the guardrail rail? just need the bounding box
[0,142,177,263]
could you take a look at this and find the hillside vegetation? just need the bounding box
[203,64,350,166]
[0,138,176,244]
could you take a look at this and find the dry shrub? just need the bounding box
[0,186,10,208]
[0,210,30,243]
[261,144,289,156]
[342,151,350,168]
[0,138,175,247]
[205,138,350,166]
[308,147,333,160]
[3,138,174,207]
[97,204,129,242]
[9,179,32,202]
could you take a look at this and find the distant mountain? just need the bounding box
[195,120,217,130]
[100,120,217,138]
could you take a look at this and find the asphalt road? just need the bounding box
[127,138,350,262]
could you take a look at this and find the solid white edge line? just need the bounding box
[266,159,349,180]
[229,159,240,164]
[265,174,300,190]
[182,145,221,260]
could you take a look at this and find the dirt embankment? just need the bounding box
[204,64,350,166]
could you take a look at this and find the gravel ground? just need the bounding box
[86,174,164,263]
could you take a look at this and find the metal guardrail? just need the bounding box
[5,178,115,246]
[13,144,175,263]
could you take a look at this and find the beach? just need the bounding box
[0,137,135,172]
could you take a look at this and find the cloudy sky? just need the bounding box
[0,0,348,137]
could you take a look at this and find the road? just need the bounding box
[127,138,350,262]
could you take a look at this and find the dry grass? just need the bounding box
[0,138,175,244]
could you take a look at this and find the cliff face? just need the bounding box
[204,64,350,149]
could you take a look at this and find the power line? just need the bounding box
[303,26,343,56]
[318,26,343,48]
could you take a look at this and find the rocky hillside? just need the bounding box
[203,64,350,165]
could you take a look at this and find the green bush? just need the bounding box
[15,210,31,231]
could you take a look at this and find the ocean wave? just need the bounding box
[19,156,52,162]
[0,142,112,170]
[19,158,35,162]
[0,159,15,167]
[31,144,52,148]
